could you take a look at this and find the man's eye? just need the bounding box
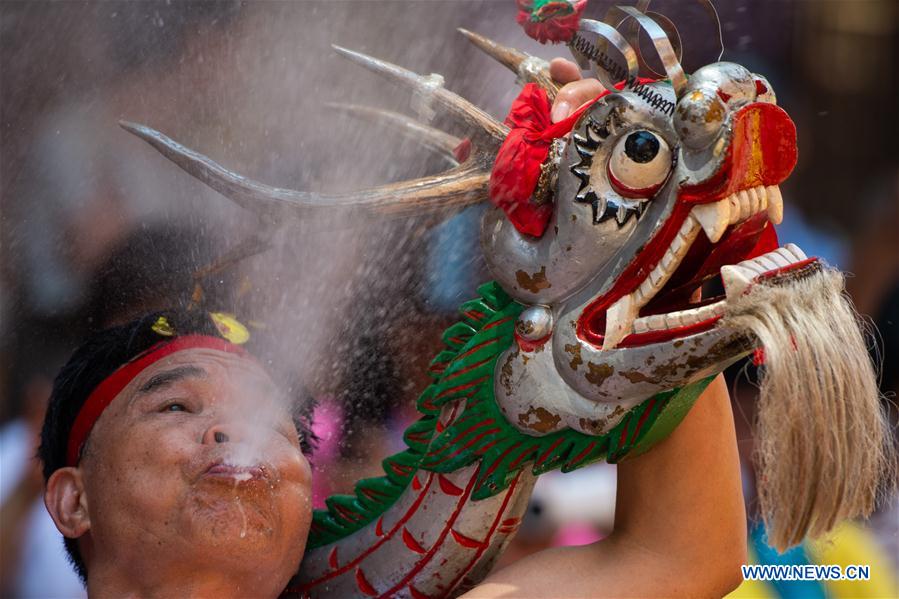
[160,402,188,413]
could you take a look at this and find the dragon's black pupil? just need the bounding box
[624,131,660,164]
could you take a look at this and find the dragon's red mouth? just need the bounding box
[579,186,815,349]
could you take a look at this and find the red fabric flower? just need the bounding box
[516,0,586,44]
[489,83,604,237]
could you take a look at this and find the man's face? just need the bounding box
[78,347,312,585]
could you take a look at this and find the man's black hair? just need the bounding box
[38,309,315,584]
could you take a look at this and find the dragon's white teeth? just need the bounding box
[603,190,791,348]
[721,264,753,299]
[632,301,727,332]
[736,190,751,220]
[691,201,730,243]
[690,185,780,244]
[768,251,792,268]
[766,185,783,224]
[748,186,762,215]
[755,254,780,271]
[785,242,806,260]
[603,293,638,351]
[722,243,809,301]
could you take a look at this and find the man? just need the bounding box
[41,65,746,597]
[40,310,314,598]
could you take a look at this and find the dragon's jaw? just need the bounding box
[581,183,788,351]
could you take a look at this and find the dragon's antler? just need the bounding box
[457,28,561,100]
[117,118,490,227]
[326,103,463,167]
[120,38,544,228]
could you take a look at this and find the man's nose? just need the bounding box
[202,422,244,445]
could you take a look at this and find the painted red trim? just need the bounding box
[409,585,432,599]
[293,473,436,589]
[629,398,657,445]
[618,420,632,449]
[448,418,495,446]
[332,503,363,524]
[616,316,722,348]
[438,474,464,496]
[388,461,414,477]
[514,331,551,352]
[431,427,503,465]
[440,473,523,594]
[376,466,481,598]
[535,436,566,467]
[441,356,495,383]
[508,446,535,470]
[434,377,489,402]
[568,441,597,467]
[757,257,818,282]
[607,163,666,199]
[328,547,339,569]
[484,442,522,478]
[66,335,249,466]
[412,476,422,491]
[451,529,486,549]
[481,316,513,331]
[453,336,501,362]
[402,527,427,554]
[476,439,501,456]
[355,568,378,596]
[576,201,694,346]
[375,517,385,537]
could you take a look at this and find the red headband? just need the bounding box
[65,335,250,466]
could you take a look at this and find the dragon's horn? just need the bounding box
[616,5,687,96]
[325,102,461,166]
[331,45,508,148]
[456,28,561,100]
[119,121,490,226]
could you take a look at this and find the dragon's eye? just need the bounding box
[608,130,672,197]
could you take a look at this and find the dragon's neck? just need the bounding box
[287,282,712,597]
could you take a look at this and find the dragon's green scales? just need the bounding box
[309,281,712,548]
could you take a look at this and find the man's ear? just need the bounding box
[44,467,90,539]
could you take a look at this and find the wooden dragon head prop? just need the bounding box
[122,1,894,596]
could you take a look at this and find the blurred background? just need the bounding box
[1,1,896,597]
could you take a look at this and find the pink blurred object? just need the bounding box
[551,522,604,547]
[310,397,344,508]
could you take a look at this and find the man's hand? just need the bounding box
[547,58,605,123]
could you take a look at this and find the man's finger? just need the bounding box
[549,58,582,85]
[551,78,606,123]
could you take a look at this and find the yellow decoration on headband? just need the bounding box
[210,312,250,344]
[151,316,175,337]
